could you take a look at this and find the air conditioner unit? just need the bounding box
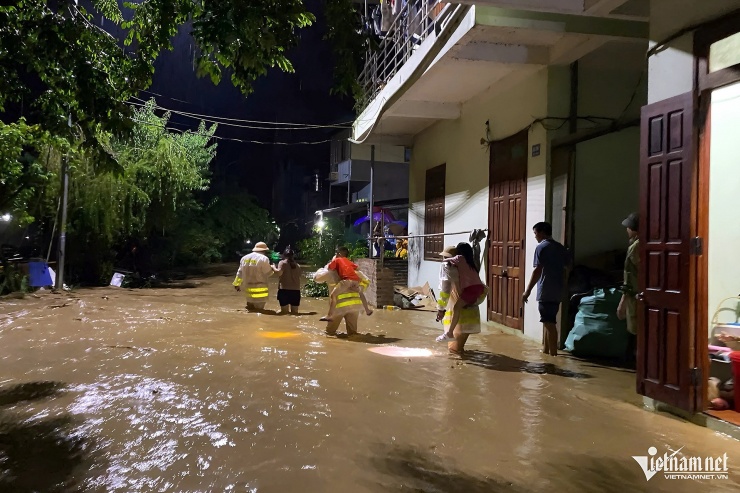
[328,172,339,182]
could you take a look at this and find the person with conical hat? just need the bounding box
[233,241,273,312]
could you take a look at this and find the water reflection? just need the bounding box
[334,333,402,344]
[0,381,65,407]
[0,273,737,492]
[462,350,592,378]
[369,445,524,493]
[0,412,92,493]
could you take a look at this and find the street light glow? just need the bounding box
[317,219,326,229]
[0,213,11,222]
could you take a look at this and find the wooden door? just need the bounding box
[638,92,701,412]
[489,130,528,330]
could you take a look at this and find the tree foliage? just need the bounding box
[324,0,366,100]
[6,100,276,284]
[296,216,346,267]
[0,1,149,158]
[0,119,67,225]
[0,0,348,155]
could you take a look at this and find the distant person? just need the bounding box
[233,241,273,312]
[522,222,570,356]
[273,246,302,315]
[436,243,486,342]
[617,213,640,338]
[320,246,373,322]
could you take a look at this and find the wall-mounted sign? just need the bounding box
[532,144,541,157]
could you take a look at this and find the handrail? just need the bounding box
[357,0,453,112]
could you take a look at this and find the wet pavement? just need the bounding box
[0,268,738,492]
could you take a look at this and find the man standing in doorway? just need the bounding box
[522,222,570,356]
[233,241,273,312]
[617,213,640,343]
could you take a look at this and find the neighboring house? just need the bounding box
[352,0,648,340]
[352,0,740,426]
[321,129,410,231]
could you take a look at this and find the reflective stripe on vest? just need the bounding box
[336,292,362,309]
[248,286,268,298]
[443,307,480,328]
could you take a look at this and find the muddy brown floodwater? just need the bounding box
[0,267,738,492]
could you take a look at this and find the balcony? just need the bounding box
[357,0,455,112]
[326,135,409,207]
[353,0,649,144]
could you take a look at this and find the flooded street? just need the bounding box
[0,268,738,492]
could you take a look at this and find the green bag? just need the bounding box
[565,288,629,358]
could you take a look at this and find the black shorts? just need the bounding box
[277,289,301,307]
[538,302,560,323]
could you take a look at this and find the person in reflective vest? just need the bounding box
[314,259,370,336]
[436,244,487,354]
[233,242,273,312]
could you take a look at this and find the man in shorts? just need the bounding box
[522,222,571,356]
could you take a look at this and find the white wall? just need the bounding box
[648,0,740,104]
[569,42,644,263]
[708,82,740,331]
[524,124,548,340]
[573,128,640,262]
[408,66,549,340]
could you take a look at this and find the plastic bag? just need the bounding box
[313,267,340,285]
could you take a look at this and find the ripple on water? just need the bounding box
[68,374,235,491]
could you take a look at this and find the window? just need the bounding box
[424,164,446,260]
[696,12,740,92]
[709,31,740,73]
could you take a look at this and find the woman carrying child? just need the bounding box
[436,242,488,353]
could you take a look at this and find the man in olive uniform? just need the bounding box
[617,213,640,338]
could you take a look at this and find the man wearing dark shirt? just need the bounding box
[522,222,570,356]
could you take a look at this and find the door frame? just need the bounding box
[487,129,529,330]
[694,12,740,412]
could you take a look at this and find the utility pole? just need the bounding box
[368,145,375,258]
[55,114,71,291]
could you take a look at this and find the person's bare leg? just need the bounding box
[448,328,469,355]
[445,300,463,338]
[544,322,558,356]
[542,324,550,354]
[320,289,339,321]
[290,305,299,315]
[280,305,290,315]
[358,290,373,316]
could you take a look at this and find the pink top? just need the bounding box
[446,255,484,291]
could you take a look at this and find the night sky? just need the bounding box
[143,0,355,214]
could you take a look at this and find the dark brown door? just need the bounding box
[488,130,528,330]
[638,92,701,412]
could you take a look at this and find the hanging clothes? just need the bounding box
[469,229,487,273]
[392,0,401,17]
[381,0,393,33]
[372,6,382,36]
[409,0,422,42]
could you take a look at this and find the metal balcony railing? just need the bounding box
[357,0,456,112]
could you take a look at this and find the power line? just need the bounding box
[130,96,353,130]
[130,118,333,145]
